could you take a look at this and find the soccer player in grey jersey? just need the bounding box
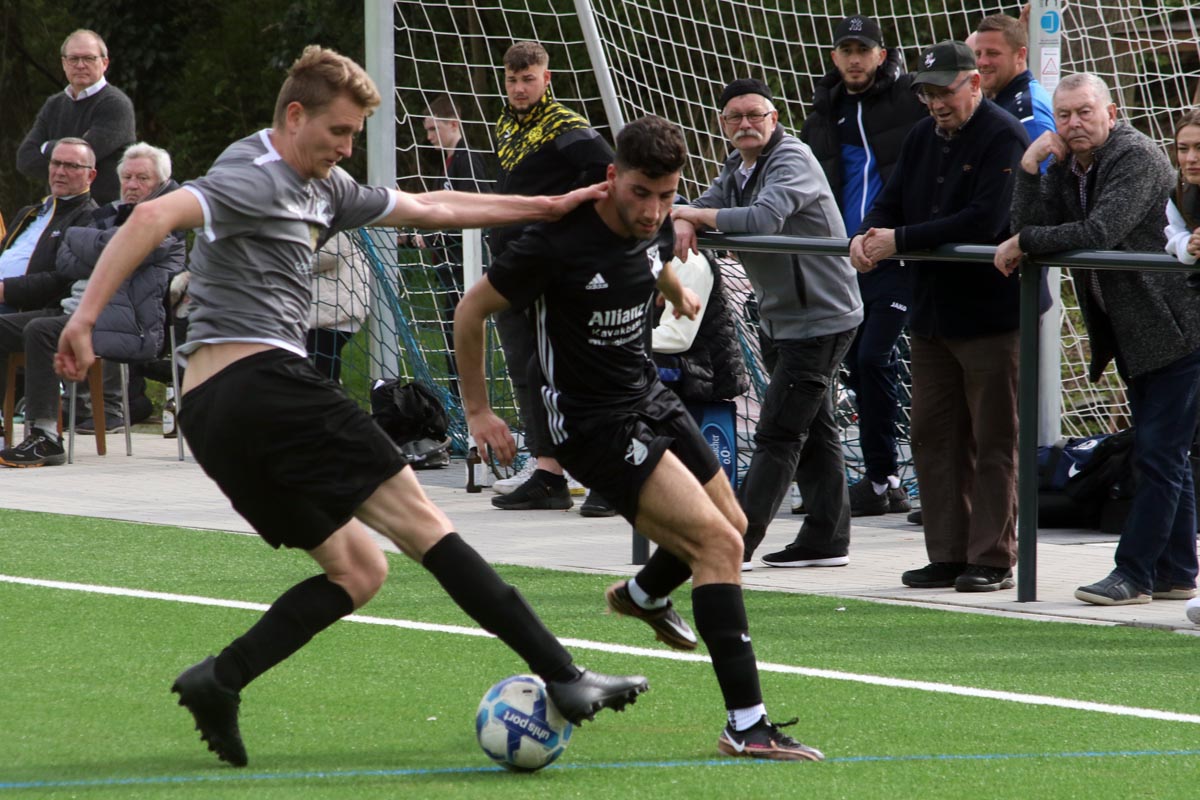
[54,45,646,768]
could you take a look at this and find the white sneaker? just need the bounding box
[790,482,804,514]
[565,471,586,497]
[492,461,536,494]
[742,561,754,572]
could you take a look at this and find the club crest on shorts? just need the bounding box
[625,438,648,466]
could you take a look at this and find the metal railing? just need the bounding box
[699,231,1193,602]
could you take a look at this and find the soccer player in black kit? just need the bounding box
[456,115,825,761]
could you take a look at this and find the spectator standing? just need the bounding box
[488,42,615,513]
[800,14,927,516]
[996,75,1199,606]
[673,78,863,569]
[307,232,370,383]
[853,41,1040,593]
[16,30,135,206]
[406,95,495,394]
[1165,108,1200,271]
[973,14,1055,170]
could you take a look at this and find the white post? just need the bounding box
[463,229,484,289]
[573,0,626,134]
[364,0,401,380]
[1029,0,1064,445]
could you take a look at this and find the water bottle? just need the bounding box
[466,445,483,492]
[162,388,177,439]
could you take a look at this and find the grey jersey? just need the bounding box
[183,130,394,355]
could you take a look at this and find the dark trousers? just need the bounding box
[740,329,855,557]
[306,328,355,383]
[0,310,122,429]
[909,331,1019,568]
[1115,347,1200,591]
[844,291,910,483]
[495,305,551,458]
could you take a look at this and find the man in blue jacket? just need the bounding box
[852,41,1044,592]
[973,13,1055,169]
[673,78,863,569]
[800,14,927,517]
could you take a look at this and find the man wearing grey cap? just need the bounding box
[851,41,1045,592]
[673,78,863,570]
[801,14,927,518]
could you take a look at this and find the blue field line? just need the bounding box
[4,748,1200,791]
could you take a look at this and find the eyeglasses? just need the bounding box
[915,74,971,105]
[62,54,103,65]
[49,159,94,172]
[720,111,772,125]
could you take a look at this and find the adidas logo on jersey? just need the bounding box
[585,273,608,290]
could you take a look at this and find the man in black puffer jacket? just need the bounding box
[800,14,928,517]
[0,142,184,468]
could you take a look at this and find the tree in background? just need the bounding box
[0,0,364,223]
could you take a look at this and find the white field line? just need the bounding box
[5,573,1199,726]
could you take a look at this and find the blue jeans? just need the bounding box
[1114,347,1200,592]
[739,329,855,557]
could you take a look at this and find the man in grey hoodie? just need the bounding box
[673,78,863,569]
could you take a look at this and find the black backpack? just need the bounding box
[369,379,451,469]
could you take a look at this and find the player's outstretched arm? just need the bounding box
[454,277,518,464]
[57,190,204,382]
[379,182,607,232]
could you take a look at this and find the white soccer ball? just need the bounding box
[1186,597,1200,625]
[475,675,573,771]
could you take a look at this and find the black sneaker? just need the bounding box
[545,668,648,725]
[1075,572,1151,606]
[491,471,573,510]
[848,479,888,517]
[76,415,125,435]
[605,581,697,651]
[887,487,912,513]
[906,508,923,525]
[171,656,248,767]
[901,561,967,588]
[717,716,824,761]
[761,543,848,568]
[1152,581,1197,600]
[0,431,66,468]
[954,564,1014,592]
[580,490,618,518]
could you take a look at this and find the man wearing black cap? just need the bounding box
[800,14,927,518]
[673,78,863,570]
[850,40,1044,593]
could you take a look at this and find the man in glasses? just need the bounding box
[672,78,862,570]
[17,29,135,205]
[0,139,98,316]
[850,40,1045,593]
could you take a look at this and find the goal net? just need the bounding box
[350,0,1198,479]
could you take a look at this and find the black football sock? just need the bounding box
[422,532,578,683]
[633,547,693,599]
[692,583,763,710]
[213,574,354,692]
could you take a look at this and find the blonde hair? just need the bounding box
[272,45,381,128]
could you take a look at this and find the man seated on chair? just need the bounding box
[0,141,183,467]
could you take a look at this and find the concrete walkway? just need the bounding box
[3,432,1197,633]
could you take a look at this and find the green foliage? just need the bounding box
[0,0,365,222]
